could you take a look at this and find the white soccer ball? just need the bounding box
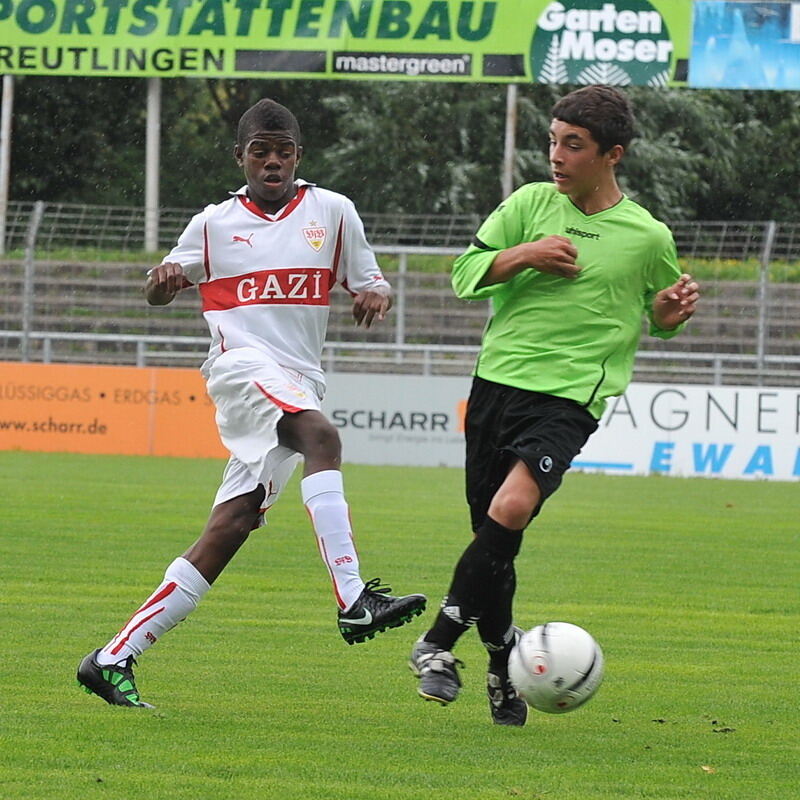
[508,622,604,714]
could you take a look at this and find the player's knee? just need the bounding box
[300,415,342,460]
[315,418,341,454]
[488,488,536,530]
[209,489,264,541]
[279,411,341,461]
[211,509,255,545]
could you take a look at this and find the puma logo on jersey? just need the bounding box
[232,233,254,247]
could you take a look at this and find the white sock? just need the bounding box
[97,557,211,665]
[301,470,364,610]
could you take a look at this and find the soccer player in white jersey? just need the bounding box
[77,98,426,708]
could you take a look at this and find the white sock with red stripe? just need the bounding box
[301,470,364,611]
[96,557,210,666]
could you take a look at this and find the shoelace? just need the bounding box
[362,577,395,602]
[488,672,517,704]
[363,577,390,593]
[98,654,136,676]
[420,650,465,676]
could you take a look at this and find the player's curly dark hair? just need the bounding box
[237,99,301,147]
[551,85,635,152]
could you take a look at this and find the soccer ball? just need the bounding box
[508,622,604,714]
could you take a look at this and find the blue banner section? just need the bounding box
[691,1,800,89]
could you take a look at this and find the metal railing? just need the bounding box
[4,200,800,258]
[1,201,482,252]
[3,329,800,388]
[1,202,799,387]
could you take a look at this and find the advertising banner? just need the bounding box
[0,0,691,84]
[691,1,800,90]
[580,383,800,481]
[0,361,226,458]
[325,375,800,481]
[3,363,798,481]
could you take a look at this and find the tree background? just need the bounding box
[8,75,799,221]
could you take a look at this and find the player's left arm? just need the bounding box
[339,199,393,328]
[651,273,700,330]
[352,287,392,329]
[645,226,698,335]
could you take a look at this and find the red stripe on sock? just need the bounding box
[108,582,178,655]
[110,606,168,656]
[309,508,346,610]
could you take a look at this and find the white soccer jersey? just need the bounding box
[164,180,390,388]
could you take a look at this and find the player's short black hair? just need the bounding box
[237,99,301,147]
[551,86,635,152]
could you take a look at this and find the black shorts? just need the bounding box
[464,376,599,530]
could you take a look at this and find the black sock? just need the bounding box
[478,573,517,674]
[425,516,522,652]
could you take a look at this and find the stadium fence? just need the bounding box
[1,202,799,387]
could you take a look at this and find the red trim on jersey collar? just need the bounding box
[237,184,309,222]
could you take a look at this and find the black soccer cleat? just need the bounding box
[409,637,464,705]
[487,669,528,726]
[486,625,527,725]
[76,649,154,708]
[337,578,426,645]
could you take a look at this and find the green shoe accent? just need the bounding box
[76,650,154,709]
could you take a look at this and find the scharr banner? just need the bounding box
[325,375,800,481]
[0,0,691,83]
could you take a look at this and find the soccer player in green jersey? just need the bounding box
[409,85,699,725]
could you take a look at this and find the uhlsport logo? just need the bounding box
[531,0,675,88]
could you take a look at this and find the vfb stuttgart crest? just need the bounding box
[303,223,326,252]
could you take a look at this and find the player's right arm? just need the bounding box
[143,208,209,305]
[476,236,580,287]
[452,185,579,299]
[145,262,190,306]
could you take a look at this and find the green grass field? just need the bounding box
[1,451,797,800]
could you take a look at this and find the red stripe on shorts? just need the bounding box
[253,381,304,413]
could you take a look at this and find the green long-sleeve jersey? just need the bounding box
[452,182,683,420]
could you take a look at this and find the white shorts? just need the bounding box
[205,347,323,522]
